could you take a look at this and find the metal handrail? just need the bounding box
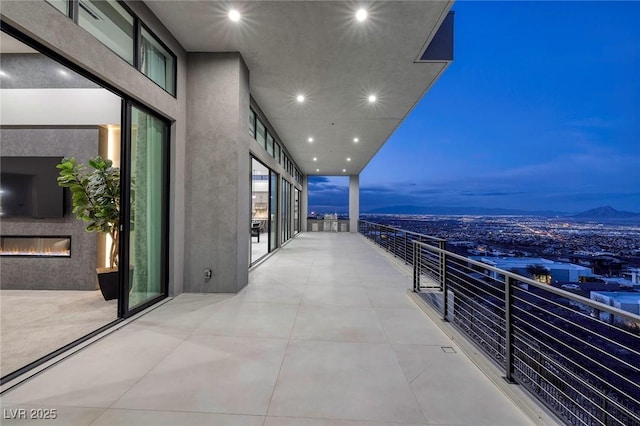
[413,240,640,325]
[358,220,640,426]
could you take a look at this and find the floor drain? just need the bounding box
[441,346,456,353]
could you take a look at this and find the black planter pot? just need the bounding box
[97,269,118,300]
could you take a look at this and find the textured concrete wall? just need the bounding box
[349,175,360,232]
[0,54,98,89]
[0,127,98,290]
[184,53,250,293]
[0,0,188,297]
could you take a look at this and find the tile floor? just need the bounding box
[0,233,536,425]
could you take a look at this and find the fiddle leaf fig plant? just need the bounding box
[57,156,120,269]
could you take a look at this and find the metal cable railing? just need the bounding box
[359,220,640,426]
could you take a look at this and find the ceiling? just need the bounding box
[145,1,453,176]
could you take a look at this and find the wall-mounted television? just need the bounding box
[0,156,65,218]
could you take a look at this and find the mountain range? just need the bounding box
[364,205,640,218]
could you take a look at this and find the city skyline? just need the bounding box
[309,1,640,214]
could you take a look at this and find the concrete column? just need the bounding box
[349,174,359,232]
[184,52,250,293]
[301,176,309,232]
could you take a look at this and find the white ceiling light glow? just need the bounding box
[296,94,305,103]
[342,169,346,172]
[353,137,359,143]
[347,157,351,162]
[308,137,314,143]
[316,168,320,172]
[356,8,367,22]
[313,157,317,162]
[368,94,377,103]
[228,9,241,22]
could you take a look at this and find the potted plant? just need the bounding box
[57,156,121,300]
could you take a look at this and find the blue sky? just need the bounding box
[309,1,640,214]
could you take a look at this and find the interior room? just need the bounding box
[0,32,121,377]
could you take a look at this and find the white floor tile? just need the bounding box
[91,409,264,426]
[268,340,426,424]
[192,302,299,338]
[112,335,287,415]
[291,305,386,343]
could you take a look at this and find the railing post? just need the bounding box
[404,233,408,264]
[442,252,449,321]
[439,241,446,292]
[504,276,515,383]
[413,241,420,292]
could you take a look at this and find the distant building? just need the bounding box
[473,257,593,283]
[590,291,640,324]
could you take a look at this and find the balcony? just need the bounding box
[2,232,571,425]
[360,221,640,426]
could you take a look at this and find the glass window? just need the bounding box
[294,188,300,234]
[266,133,274,156]
[45,0,69,15]
[249,109,256,138]
[256,119,266,148]
[250,158,270,263]
[269,172,278,250]
[78,0,134,64]
[281,179,291,242]
[140,26,175,95]
[128,106,167,310]
[274,142,280,162]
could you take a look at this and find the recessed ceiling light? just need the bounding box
[342,169,346,172]
[347,158,351,162]
[58,70,69,77]
[296,94,305,103]
[316,168,320,172]
[229,9,241,22]
[308,137,314,143]
[368,94,377,103]
[313,157,317,162]
[353,137,359,143]
[356,8,367,22]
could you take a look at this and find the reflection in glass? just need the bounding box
[294,188,300,234]
[256,119,266,148]
[128,106,166,310]
[45,0,69,15]
[78,0,134,64]
[269,172,278,251]
[140,26,175,95]
[250,158,269,263]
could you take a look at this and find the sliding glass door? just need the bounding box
[123,105,168,313]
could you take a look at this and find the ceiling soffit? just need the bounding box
[145,1,453,175]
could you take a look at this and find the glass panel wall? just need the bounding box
[266,133,274,156]
[78,0,135,65]
[140,26,175,95]
[248,109,256,138]
[45,0,69,15]
[0,32,120,379]
[269,172,278,250]
[256,119,266,148]
[294,188,300,234]
[250,158,270,263]
[127,106,167,311]
[281,179,292,242]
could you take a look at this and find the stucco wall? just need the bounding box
[184,52,250,293]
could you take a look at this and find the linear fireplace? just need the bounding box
[0,236,71,257]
